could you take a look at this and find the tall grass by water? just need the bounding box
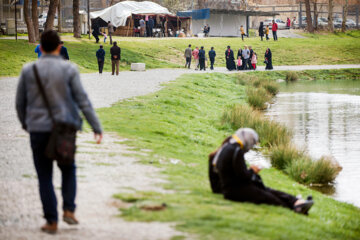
[222,103,340,184]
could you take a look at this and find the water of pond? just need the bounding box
[266,79,360,208]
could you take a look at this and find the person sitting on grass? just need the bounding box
[208,128,314,215]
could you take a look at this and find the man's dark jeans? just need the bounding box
[185,57,191,68]
[210,58,215,70]
[98,59,104,73]
[30,132,76,223]
[272,31,278,41]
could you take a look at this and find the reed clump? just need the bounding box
[285,71,299,82]
[221,104,291,148]
[246,87,271,110]
[285,155,341,184]
[262,81,279,96]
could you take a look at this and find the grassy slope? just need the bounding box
[1,30,360,77]
[97,70,360,240]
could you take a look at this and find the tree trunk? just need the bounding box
[342,0,349,32]
[44,0,59,31]
[58,0,61,32]
[328,0,334,32]
[305,0,314,33]
[314,0,318,30]
[73,0,81,38]
[31,0,39,40]
[24,0,36,42]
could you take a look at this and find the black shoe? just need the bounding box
[294,200,314,215]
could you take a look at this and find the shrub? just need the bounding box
[285,156,340,184]
[246,87,271,110]
[285,71,299,82]
[270,144,303,170]
[236,74,259,86]
[221,105,291,148]
[262,81,279,96]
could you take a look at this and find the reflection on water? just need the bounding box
[266,80,360,207]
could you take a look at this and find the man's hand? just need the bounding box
[250,165,261,174]
[94,133,103,144]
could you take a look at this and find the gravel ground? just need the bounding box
[1,65,359,240]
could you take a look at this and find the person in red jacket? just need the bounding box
[272,20,278,41]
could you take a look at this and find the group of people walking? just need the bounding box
[96,42,121,75]
[258,20,278,41]
[185,45,273,71]
[184,44,217,71]
[225,46,272,71]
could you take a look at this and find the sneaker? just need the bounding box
[41,222,57,234]
[63,210,79,225]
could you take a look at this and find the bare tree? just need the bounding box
[342,0,349,32]
[24,0,36,42]
[31,0,39,40]
[313,0,318,30]
[305,0,314,33]
[44,0,59,31]
[328,0,334,31]
[73,0,81,38]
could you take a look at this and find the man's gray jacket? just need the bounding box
[16,55,102,134]
[184,47,192,58]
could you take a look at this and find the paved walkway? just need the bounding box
[1,64,359,240]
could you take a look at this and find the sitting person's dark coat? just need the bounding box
[209,128,314,214]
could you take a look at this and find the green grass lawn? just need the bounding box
[96,69,360,240]
[1,30,360,77]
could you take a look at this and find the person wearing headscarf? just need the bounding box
[225,46,236,71]
[265,48,273,70]
[258,22,264,41]
[208,128,314,214]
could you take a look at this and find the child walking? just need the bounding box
[240,25,246,41]
[237,56,243,71]
[251,52,257,70]
[103,32,107,43]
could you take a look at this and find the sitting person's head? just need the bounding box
[229,128,259,152]
[113,41,117,46]
[40,30,61,55]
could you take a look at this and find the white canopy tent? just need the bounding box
[90,1,172,27]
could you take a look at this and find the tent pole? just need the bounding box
[126,16,131,37]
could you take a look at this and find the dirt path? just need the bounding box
[1,65,359,240]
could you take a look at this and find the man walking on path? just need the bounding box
[192,47,200,70]
[199,46,206,71]
[272,20,278,41]
[110,41,121,75]
[107,21,114,44]
[184,44,192,69]
[96,45,105,74]
[15,30,103,234]
[208,47,216,70]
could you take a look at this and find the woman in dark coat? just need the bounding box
[265,48,273,70]
[258,22,264,41]
[208,128,314,215]
[225,46,236,71]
